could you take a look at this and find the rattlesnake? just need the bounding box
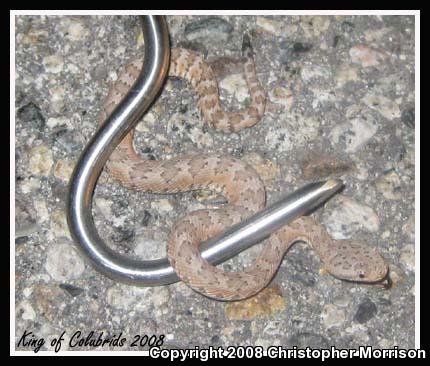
[98,35,388,301]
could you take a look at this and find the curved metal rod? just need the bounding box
[67,15,343,286]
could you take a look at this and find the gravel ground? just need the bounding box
[14,15,415,352]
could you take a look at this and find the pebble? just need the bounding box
[375,171,402,200]
[301,154,351,179]
[67,20,89,41]
[45,243,85,281]
[218,73,249,103]
[354,298,378,324]
[33,199,49,223]
[59,283,85,297]
[399,244,415,272]
[320,304,346,329]
[184,17,233,43]
[362,92,401,120]
[46,116,69,129]
[323,195,380,239]
[17,102,45,132]
[330,114,378,153]
[256,17,283,36]
[349,45,388,67]
[335,63,359,87]
[53,159,75,182]
[16,300,36,321]
[51,210,72,239]
[28,145,54,176]
[42,54,64,74]
[151,199,174,214]
[225,285,286,320]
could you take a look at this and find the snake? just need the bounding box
[98,34,389,301]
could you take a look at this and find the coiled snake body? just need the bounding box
[98,36,388,301]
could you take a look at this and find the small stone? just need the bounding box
[243,152,280,187]
[323,195,380,239]
[256,17,283,36]
[46,116,69,129]
[28,145,53,176]
[67,20,89,41]
[53,159,75,182]
[45,243,85,281]
[59,283,85,297]
[300,16,331,38]
[362,92,401,120]
[301,154,351,179]
[16,300,36,321]
[349,45,388,67]
[335,63,359,87]
[354,298,377,324]
[330,114,378,153]
[51,210,71,239]
[42,54,64,74]
[33,285,66,323]
[320,304,346,329]
[33,199,49,223]
[17,102,45,132]
[225,285,286,320]
[184,17,233,43]
[375,171,402,200]
[401,108,415,128]
[399,244,414,272]
[219,73,249,103]
[151,199,174,214]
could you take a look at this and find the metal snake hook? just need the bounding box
[67,15,344,286]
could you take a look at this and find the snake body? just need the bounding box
[98,36,388,301]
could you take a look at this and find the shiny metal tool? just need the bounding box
[67,15,344,286]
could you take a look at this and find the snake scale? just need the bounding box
[98,35,388,301]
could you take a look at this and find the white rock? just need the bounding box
[335,63,359,87]
[46,116,69,129]
[151,199,174,214]
[349,45,388,68]
[33,199,49,223]
[321,304,346,329]
[53,159,75,182]
[42,54,64,74]
[323,195,380,239]
[256,17,283,36]
[51,210,71,239]
[45,243,85,281]
[330,114,378,153]
[219,73,249,103]
[17,300,36,321]
[28,145,53,176]
[67,21,89,41]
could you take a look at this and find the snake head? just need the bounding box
[327,240,389,284]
